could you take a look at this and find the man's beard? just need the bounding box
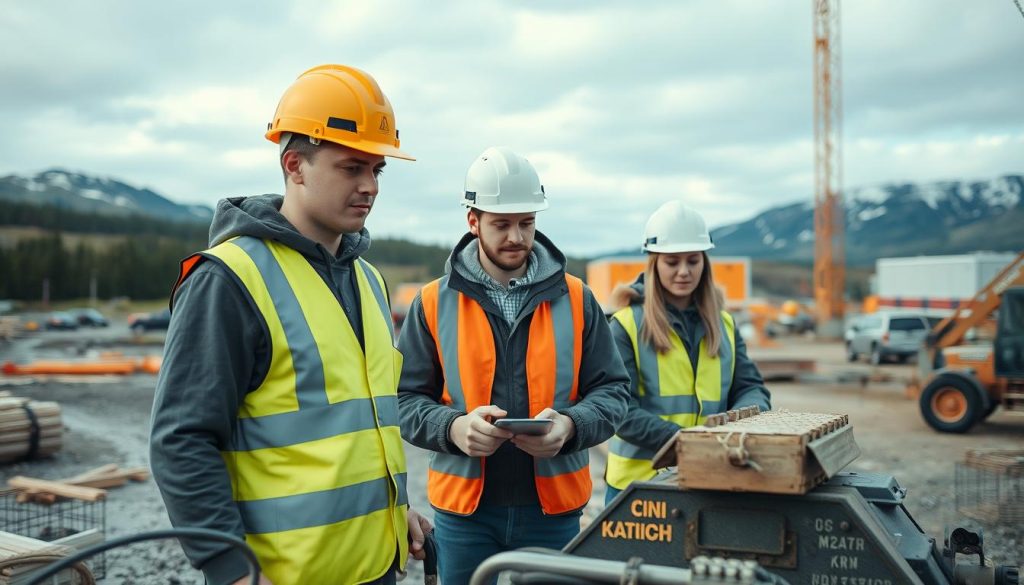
[481,240,530,272]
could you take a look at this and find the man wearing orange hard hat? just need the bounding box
[151,65,429,585]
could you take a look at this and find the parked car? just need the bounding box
[44,311,79,331]
[129,308,171,333]
[69,308,109,327]
[844,315,863,345]
[845,311,932,365]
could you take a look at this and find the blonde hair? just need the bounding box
[641,252,723,356]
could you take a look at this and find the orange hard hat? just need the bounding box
[266,64,414,160]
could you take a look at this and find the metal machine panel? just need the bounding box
[566,472,944,585]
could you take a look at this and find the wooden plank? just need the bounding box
[0,416,63,432]
[15,490,57,505]
[0,445,64,460]
[0,531,47,556]
[6,477,106,501]
[66,476,127,489]
[123,467,150,481]
[0,398,30,410]
[14,466,155,502]
[62,464,118,483]
[60,466,150,488]
[50,528,104,550]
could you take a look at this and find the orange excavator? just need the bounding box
[912,251,1024,432]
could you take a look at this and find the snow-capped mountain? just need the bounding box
[710,175,1024,264]
[0,169,213,223]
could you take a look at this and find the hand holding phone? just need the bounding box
[509,409,576,458]
[493,418,554,436]
[449,405,514,457]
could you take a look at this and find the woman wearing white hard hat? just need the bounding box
[603,201,771,504]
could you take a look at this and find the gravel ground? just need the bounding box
[0,327,1020,584]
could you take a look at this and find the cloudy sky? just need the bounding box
[2,1,1022,256]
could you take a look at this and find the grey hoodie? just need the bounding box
[397,231,630,511]
[149,194,377,585]
[610,275,771,452]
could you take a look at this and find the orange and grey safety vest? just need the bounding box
[175,236,408,585]
[420,273,590,516]
[605,305,736,490]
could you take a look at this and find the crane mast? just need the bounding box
[813,0,845,335]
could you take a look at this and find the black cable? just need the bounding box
[20,403,40,461]
[756,566,794,585]
[24,527,260,585]
[421,531,438,577]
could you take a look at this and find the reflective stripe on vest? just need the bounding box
[420,273,590,515]
[605,305,736,490]
[181,236,408,585]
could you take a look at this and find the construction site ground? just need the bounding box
[0,324,1021,583]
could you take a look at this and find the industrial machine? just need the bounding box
[913,252,1024,432]
[471,550,786,585]
[564,472,1017,585]
[517,409,1020,585]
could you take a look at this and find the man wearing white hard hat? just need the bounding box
[396,147,629,585]
[604,201,771,504]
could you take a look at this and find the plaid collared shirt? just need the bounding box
[480,253,538,324]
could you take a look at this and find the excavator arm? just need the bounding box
[927,252,1024,350]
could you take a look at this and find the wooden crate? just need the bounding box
[674,410,860,495]
[0,529,101,584]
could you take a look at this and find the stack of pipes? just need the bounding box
[0,393,62,463]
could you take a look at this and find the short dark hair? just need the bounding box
[280,134,321,182]
[469,207,483,219]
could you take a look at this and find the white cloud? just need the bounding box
[0,0,1021,256]
[118,87,268,129]
[510,11,608,61]
[222,148,276,170]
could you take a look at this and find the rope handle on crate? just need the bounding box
[0,547,95,585]
[715,431,764,472]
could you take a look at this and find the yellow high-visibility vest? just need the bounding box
[179,236,408,585]
[606,305,735,490]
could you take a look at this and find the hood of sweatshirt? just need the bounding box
[207,194,370,264]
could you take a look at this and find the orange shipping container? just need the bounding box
[390,282,426,319]
[586,256,751,312]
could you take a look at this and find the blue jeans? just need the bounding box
[604,484,623,507]
[432,505,582,585]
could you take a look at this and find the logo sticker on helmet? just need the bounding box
[379,116,390,132]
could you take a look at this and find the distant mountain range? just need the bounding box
[708,174,1023,265]
[0,169,212,223]
[2,169,1021,265]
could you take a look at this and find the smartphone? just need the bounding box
[493,418,553,436]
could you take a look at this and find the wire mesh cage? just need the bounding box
[955,449,1024,525]
[0,490,106,579]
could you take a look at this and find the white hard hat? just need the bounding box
[642,201,715,253]
[462,146,549,213]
